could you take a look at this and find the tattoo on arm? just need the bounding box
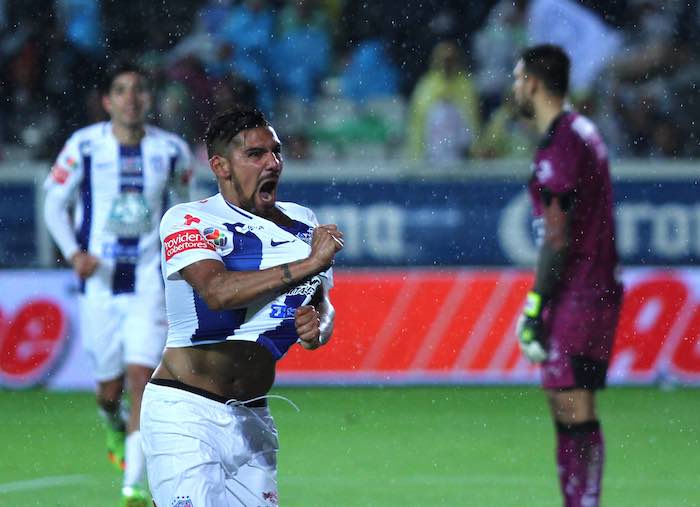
[281,263,294,286]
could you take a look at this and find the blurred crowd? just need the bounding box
[0,0,698,164]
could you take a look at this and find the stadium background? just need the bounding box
[0,0,698,506]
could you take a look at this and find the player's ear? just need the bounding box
[529,76,539,96]
[209,154,230,178]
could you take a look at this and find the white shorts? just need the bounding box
[79,291,167,381]
[141,381,279,507]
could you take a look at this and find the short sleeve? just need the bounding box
[321,266,334,290]
[160,207,222,280]
[44,136,84,195]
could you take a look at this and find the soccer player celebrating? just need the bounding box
[43,61,193,506]
[140,106,343,507]
[512,45,623,507]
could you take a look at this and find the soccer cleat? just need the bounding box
[106,425,126,472]
[120,486,149,507]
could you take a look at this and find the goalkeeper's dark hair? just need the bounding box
[99,59,147,95]
[521,44,570,97]
[205,106,271,158]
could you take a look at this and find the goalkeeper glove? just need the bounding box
[516,291,548,363]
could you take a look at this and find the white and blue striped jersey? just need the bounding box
[160,193,333,360]
[43,122,193,296]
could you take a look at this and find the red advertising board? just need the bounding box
[278,269,700,385]
[1,269,699,389]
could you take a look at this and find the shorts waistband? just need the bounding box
[149,378,267,407]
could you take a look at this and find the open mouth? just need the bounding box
[257,179,278,203]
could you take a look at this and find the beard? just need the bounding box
[516,98,535,119]
[515,100,535,120]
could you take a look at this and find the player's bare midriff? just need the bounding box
[152,341,276,400]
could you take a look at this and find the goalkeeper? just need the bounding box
[512,45,623,507]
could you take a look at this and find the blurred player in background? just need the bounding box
[512,45,623,507]
[43,61,193,506]
[140,106,343,507]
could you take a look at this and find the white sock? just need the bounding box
[123,431,145,490]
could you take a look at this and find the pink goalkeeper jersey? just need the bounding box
[528,111,619,294]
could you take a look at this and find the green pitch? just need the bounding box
[0,386,698,507]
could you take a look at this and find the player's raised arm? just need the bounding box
[144,106,346,507]
[168,220,343,311]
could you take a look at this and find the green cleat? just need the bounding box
[106,424,126,472]
[120,486,149,507]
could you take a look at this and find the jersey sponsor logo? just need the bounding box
[65,156,78,169]
[50,164,70,184]
[203,227,227,247]
[121,155,143,175]
[270,304,296,319]
[163,228,215,260]
[102,242,140,262]
[271,239,291,247]
[262,491,279,505]
[183,214,200,226]
[296,228,313,244]
[286,275,322,298]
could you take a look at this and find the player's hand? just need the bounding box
[516,291,548,363]
[309,224,343,271]
[295,305,322,350]
[71,251,99,279]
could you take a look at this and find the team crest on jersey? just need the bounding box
[203,227,228,247]
[171,496,194,507]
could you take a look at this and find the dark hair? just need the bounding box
[204,106,271,158]
[521,44,570,97]
[99,60,147,95]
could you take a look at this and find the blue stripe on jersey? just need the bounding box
[77,153,93,294]
[112,145,144,294]
[222,221,309,359]
[222,222,264,271]
[191,223,264,342]
[258,293,307,359]
[112,238,138,293]
[191,293,247,343]
[279,220,313,242]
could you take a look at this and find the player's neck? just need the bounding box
[111,123,145,146]
[535,97,565,135]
